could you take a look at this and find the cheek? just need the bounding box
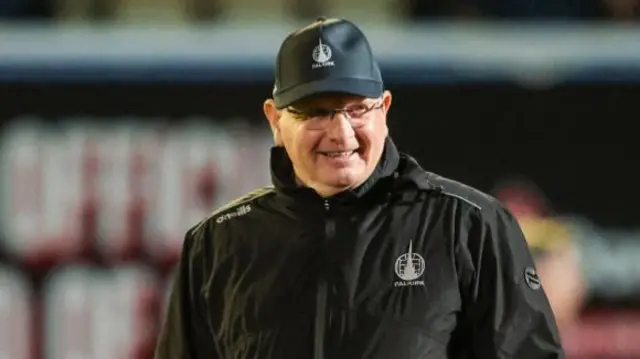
[298,131,323,151]
[357,124,387,152]
[285,130,321,162]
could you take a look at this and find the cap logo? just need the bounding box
[312,38,334,69]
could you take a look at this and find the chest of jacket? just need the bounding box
[204,194,464,358]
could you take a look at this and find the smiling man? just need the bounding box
[155,17,564,359]
[264,92,389,198]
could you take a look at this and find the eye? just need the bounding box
[345,104,369,117]
[287,108,307,120]
[307,108,333,118]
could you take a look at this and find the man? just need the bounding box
[155,17,564,359]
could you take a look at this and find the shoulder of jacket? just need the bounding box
[425,172,501,212]
[179,187,275,258]
[190,186,275,233]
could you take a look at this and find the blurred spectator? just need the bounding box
[492,177,588,330]
[494,175,640,312]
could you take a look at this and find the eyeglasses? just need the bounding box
[286,101,383,130]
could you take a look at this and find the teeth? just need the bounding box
[325,151,353,158]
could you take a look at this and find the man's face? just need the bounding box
[264,91,392,197]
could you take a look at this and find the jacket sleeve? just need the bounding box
[154,228,217,359]
[459,203,565,359]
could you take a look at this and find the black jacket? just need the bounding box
[155,138,564,359]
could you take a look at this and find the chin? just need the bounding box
[324,169,365,189]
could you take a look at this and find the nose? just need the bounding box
[325,113,355,142]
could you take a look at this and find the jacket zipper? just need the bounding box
[315,199,333,359]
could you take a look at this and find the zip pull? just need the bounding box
[324,199,330,212]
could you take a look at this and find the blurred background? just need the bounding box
[0,0,639,359]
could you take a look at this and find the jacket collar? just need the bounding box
[270,137,401,201]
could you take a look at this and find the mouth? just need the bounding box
[319,150,358,159]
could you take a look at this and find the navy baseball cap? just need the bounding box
[272,17,384,109]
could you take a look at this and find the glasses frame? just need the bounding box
[285,100,384,129]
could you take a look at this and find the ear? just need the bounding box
[263,99,284,146]
[381,90,392,115]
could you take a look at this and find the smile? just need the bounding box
[320,150,356,158]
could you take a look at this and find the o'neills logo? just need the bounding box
[216,204,251,224]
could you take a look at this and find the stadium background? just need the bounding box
[0,1,639,358]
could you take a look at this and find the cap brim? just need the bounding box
[274,78,383,109]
